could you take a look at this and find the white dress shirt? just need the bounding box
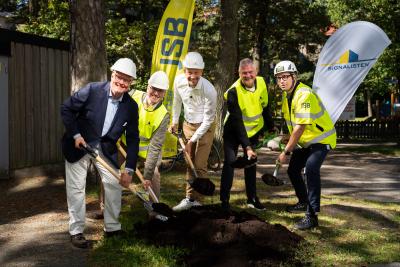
[172,74,217,142]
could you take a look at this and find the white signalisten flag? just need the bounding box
[313,21,391,123]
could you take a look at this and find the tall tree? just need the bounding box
[69,0,107,92]
[214,0,239,145]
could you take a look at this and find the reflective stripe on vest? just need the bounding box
[282,82,336,148]
[224,77,268,138]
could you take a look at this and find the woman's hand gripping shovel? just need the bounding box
[81,144,173,220]
[175,133,215,196]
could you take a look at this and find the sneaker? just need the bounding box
[247,197,266,210]
[70,233,89,249]
[172,198,202,212]
[294,214,318,230]
[285,202,307,213]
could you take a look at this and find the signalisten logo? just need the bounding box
[321,50,376,71]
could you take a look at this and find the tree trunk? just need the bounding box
[366,88,373,117]
[69,0,107,93]
[214,0,239,150]
[69,0,107,185]
[251,1,268,76]
[29,0,40,17]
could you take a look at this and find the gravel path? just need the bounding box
[0,174,102,267]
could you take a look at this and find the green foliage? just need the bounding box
[17,0,70,40]
[239,0,330,75]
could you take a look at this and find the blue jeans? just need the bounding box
[287,143,330,214]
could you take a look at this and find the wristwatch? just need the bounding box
[284,149,291,156]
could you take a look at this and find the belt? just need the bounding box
[184,120,202,126]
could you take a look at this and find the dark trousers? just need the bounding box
[287,143,330,214]
[220,137,258,203]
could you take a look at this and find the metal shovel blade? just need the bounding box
[261,173,284,186]
[152,203,174,217]
[190,177,215,196]
[261,161,284,186]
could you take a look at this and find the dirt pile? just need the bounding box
[135,205,305,267]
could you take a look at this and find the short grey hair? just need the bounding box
[238,58,255,71]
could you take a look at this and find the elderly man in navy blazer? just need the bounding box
[61,58,139,248]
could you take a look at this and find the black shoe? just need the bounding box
[294,214,318,230]
[286,202,307,213]
[86,210,104,220]
[221,201,230,212]
[247,197,266,210]
[70,233,89,249]
[104,230,124,238]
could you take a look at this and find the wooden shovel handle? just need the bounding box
[116,140,159,203]
[177,136,199,178]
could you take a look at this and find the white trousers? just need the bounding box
[65,151,122,235]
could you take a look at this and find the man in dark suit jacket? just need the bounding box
[61,58,139,248]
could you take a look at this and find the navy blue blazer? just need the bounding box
[61,81,139,169]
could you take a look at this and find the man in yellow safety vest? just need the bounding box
[220,58,275,211]
[274,60,336,230]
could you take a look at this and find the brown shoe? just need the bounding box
[70,233,89,249]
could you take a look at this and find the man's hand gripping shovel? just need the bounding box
[81,144,173,221]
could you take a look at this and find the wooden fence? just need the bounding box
[335,118,400,140]
[6,30,70,169]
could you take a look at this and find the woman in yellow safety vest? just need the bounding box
[124,71,170,198]
[274,60,336,230]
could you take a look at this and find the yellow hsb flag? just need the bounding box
[151,0,195,157]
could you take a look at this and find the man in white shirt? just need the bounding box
[169,52,217,211]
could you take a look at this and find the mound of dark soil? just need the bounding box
[135,205,305,267]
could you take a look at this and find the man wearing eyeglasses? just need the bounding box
[274,60,336,230]
[61,58,139,248]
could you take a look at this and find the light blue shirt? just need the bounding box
[101,91,123,136]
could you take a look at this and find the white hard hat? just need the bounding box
[148,71,169,90]
[274,60,297,76]
[182,52,205,69]
[110,58,137,79]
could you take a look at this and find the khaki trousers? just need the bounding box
[183,121,215,200]
[65,150,122,235]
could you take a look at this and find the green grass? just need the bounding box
[88,170,400,267]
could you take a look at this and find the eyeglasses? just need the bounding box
[113,73,133,85]
[276,74,292,81]
[149,86,166,94]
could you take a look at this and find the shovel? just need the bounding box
[177,136,215,196]
[261,160,284,186]
[80,144,174,218]
[115,141,174,218]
